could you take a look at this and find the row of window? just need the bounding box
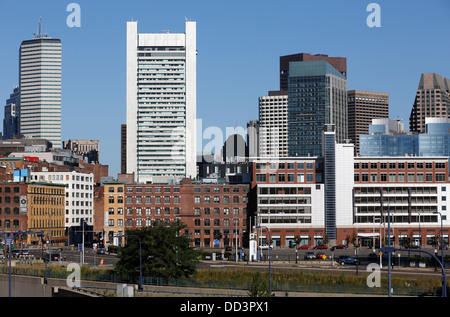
[255,162,316,170]
[355,162,446,170]
[255,173,315,183]
[354,172,447,183]
[194,196,247,204]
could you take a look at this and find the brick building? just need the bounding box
[112,179,250,248]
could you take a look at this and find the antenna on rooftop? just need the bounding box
[33,17,47,38]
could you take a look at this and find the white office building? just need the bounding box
[126,20,197,183]
[258,91,288,157]
[29,171,94,227]
[19,23,62,148]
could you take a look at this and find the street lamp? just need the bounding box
[256,225,271,295]
[433,211,444,266]
[433,211,446,296]
[121,234,142,291]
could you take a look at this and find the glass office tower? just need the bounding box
[288,61,347,157]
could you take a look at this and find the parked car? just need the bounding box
[225,246,232,252]
[334,244,348,249]
[368,253,378,261]
[337,255,360,265]
[316,252,326,260]
[313,245,328,249]
[97,248,105,254]
[304,251,316,260]
[44,253,62,262]
[297,245,310,250]
[259,245,273,250]
[20,250,29,255]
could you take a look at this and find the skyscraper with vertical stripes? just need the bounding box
[126,20,197,183]
[19,20,62,148]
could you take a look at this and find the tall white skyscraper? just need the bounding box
[258,91,289,157]
[19,20,62,148]
[126,20,197,183]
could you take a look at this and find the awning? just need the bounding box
[357,233,380,237]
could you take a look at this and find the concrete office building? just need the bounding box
[409,73,450,133]
[258,91,289,157]
[19,21,62,148]
[347,90,389,155]
[247,120,259,158]
[126,20,197,183]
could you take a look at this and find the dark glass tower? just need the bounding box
[288,61,347,157]
[3,87,20,139]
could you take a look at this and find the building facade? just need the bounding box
[28,171,94,228]
[63,139,99,164]
[102,182,125,246]
[360,117,450,157]
[251,125,449,248]
[126,20,197,183]
[347,90,389,155]
[279,53,347,91]
[288,61,348,157]
[409,73,450,133]
[121,179,249,248]
[19,27,62,148]
[3,86,20,140]
[258,91,288,157]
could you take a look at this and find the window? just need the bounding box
[256,174,267,182]
[297,174,305,182]
[269,174,276,183]
[417,173,424,182]
[354,174,360,182]
[426,173,433,182]
[288,174,295,182]
[398,173,405,182]
[370,174,377,182]
[436,173,446,182]
[306,174,314,182]
[361,173,369,182]
[370,163,378,169]
[306,163,314,170]
[389,173,396,182]
[278,174,285,182]
[194,196,201,203]
[380,173,387,182]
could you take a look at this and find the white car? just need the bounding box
[258,245,273,249]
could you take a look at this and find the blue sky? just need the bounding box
[1,0,450,176]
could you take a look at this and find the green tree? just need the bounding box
[248,272,271,297]
[114,221,201,279]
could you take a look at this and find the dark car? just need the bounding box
[304,251,316,260]
[44,253,61,262]
[97,248,106,254]
[368,252,378,261]
[313,245,328,250]
[335,244,348,249]
[225,246,232,252]
[337,255,360,265]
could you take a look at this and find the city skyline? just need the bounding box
[1,0,450,176]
